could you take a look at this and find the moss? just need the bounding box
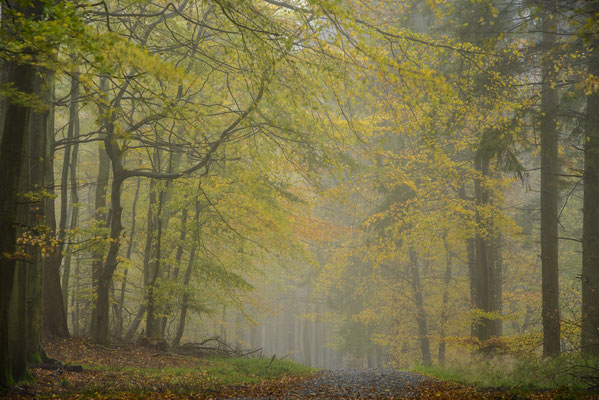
[0,366,15,388]
[27,351,42,364]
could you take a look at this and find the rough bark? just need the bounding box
[540,0,561,357]
[581,24,599,356]
[26,70,54,361]
[0,59,34,386]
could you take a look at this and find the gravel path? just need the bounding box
[223,369,435,399]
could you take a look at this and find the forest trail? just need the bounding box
[0,339,592,399]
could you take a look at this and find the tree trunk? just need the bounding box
[71,252,81,336]
[89,143,110,335]
[540,0,561,357]
[0,57,35,386]
[438,236,452,366]
[61,68,80,318]
[93,168,124,346]
[147,151,181,339]
[474,154,492,344]
[125,305,146,342]
[173,243,197,346]
[114,177,141,338]
[25,70,54,361]
[581,22,599,356]
[37,70,69,339]
[408,248,431,366]
[459,185,479,339]
[89,77,111,336]
[146,186,165,339]
[489,234,503,337]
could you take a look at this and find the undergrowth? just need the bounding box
[412,353,599,392]
[84,356,313,388]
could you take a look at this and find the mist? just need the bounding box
[1,0,598,397]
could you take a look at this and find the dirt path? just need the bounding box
[219,369,433,399]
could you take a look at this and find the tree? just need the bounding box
[540,0,561,357]
[0,0,47,386]
[581,0,599,357]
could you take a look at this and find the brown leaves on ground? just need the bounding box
[0,338,595,399]
[44,337,201,370]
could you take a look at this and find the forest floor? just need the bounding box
[0,338,596,399]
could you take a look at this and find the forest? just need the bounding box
[0,0,598,398]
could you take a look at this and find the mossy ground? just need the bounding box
[412,354,599,395]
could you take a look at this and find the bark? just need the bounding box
[114,177,141,338]
[489,234,503,337]
[0,58,35,386]
[125,305,146,342]
[147,151,181,339]
[90,77,113,345]
[26,70,54,361]
[540,0,561,357]
[581,23,599,356]
[11,262,29,383]
[142,178,158,337]
[40,72,69,338]
[71,253,81,336]
[93,167,124,346]
[146,186,165,339]
[438,236,452,366]
[89,139,110,335]
[173,240,198,346]
[408,248,431,366]
[459,185,479,338]
[61,68,80,317]
[474,154,492,344]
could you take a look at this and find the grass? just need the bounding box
[412,354,599,392]
[81,356,314,392]
[204,356,315,385]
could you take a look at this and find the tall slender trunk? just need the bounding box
[35,69,69,339]
[581,22,599,356]
[89,77,111,338]
[142,178,158,337]
[146,187,164,339]
[474,154,491,344]
[408,248,431,366]
[489,234,503,337]
[61,68,80,317]
[173,243,197,346]
[147,151,181,339]
[540,0,561,357]
[89,145,110,333]
[114,177,141,338]
[92,75,126,346]
[71,252,81,336]
[438,236,452,365]
[459,185,479,339]
[93,165,124,346]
